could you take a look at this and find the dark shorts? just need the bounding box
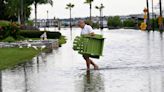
[82,54,90,59]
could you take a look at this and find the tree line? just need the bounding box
[107,16,162,30]
[0,0,52,25]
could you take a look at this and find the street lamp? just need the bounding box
[95,3,105,30]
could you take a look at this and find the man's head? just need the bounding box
[78,20,85,28]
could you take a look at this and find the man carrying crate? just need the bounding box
[78,20,99,70]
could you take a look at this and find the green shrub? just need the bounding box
[19,30,61,39]
[26,20,34,26]
[92,22,100,29]
[2,36,15,42]
[59,36,67,45]
[0,22,20,39]
[85,19,93,26]
[123,19,136,27]
[47,32,61,39]
[108,16,122,28]
[0,21,10,27]
[16,35,25,41]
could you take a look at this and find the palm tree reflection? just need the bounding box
[0,71,2,92]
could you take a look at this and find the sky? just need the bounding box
[30,0,161,19]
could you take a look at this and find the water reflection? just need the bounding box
[23,64,28,92]
[77,71,104,92]
[36,56,40,73]
[160,32,164,62]
[1,29,164,92]
[146,31,151,60]
[0,71,2,92]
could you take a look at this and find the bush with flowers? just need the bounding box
[0,21,20,40]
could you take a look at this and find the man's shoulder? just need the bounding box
[84,24,92,29]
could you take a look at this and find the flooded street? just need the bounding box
[1,28,164,92]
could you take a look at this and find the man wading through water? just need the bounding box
[78,20,99,70]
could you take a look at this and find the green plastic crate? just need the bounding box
[73,34,104,59]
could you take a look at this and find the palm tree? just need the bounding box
[84,0,93,21]
[66,3,74,40]
[95,3,104,29]
[5,0,33,24]
[33,0,53,28]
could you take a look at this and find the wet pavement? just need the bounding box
[1,28,164,92]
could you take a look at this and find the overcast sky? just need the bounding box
[30,0,161,19]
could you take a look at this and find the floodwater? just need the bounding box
[1,28,164,92]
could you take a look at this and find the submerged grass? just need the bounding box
[59,36,67,45]
[0,48,40,70]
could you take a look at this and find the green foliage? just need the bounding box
[46,32,61,39]
[59,36,67,45]
[26,20,34,26]
[0,22,20,39]
[0,21,10,26]
[108,16,122,28]
[0,0,33,21]
[150,18,159,29]
[2,36,16,42]
[16,35,25,41]
[92,22,100,29]
[19,30,61,39]
[66,3,75,9]
[123,19,136,27]
[82,20,99,29]
[85,19,93,26]
[85,0,94,3]
[0,48,40,70]
[34,0,53,5]
[0,0,53,21]
[0,0,7,20]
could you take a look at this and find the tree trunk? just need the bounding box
[34,2,37,28]
[100,9,103,30]
[152,0,155,31]
[159,0,162,16]
[24,4,27,24]
[89,2,92,21]
[159,0,163,32]
[146,0,150,31]
[70,8,72,40]
[99,9,101,29]
[18,9,21,24]
[20,0,24,25]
